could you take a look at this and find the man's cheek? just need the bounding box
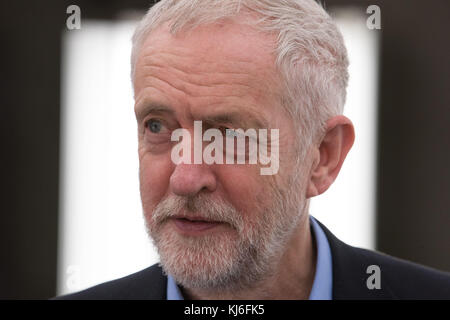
[139,159,172,210]
[219,170,263,217]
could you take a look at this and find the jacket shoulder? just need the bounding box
[316,219,450,299]
[355,246,450,299]
[53,263,167,300]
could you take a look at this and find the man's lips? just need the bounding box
[171,216,223,234]
[173,215,218,222]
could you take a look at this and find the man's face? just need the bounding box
[134,21,307,290]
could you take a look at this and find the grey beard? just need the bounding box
[145,175,305,293]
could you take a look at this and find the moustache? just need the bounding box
[151,194,244,232]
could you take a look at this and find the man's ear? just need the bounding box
[306,115,355,198]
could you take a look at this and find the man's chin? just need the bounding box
[153,229,246,289]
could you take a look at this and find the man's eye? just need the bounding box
[225,128,239,137]
[218,126,235,137]
[146,119,164,133]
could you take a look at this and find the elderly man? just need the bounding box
[59,0,450,299]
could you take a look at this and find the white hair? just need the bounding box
[131,0,349,159]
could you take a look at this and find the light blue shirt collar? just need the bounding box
[167,215,333,300]
[308,216,333,300]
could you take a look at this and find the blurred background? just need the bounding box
[0,0,449,299]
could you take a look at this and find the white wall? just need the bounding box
[310,9,379,250]
[58,21,158,295]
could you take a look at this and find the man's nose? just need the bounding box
[170,163,217,197]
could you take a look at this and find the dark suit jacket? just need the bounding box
[55,220,450,299]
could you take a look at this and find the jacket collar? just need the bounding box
[315,219,396,299]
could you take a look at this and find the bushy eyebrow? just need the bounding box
[135,101,270,130]
[200,112,269,130]
[135,102,174,122]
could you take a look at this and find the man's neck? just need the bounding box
[181,214,316,300]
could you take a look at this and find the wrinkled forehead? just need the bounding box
[133,19,280,90]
